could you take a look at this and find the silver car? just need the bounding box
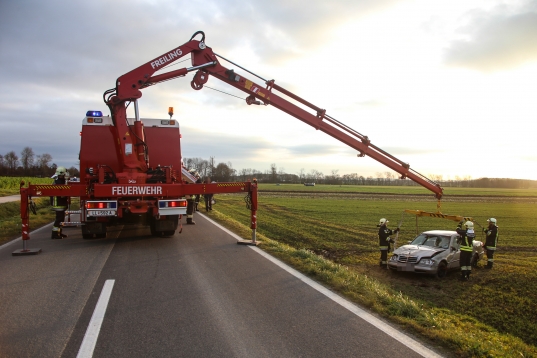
[388,230,484,278]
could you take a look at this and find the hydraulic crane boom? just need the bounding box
[106,31,443,200]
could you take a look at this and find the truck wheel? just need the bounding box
[471,253,479,267]
[163,231,175,237]
[83,233,96,240]
[437,262,448,278]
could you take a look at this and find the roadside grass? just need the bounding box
[258,183,537,197]
[0,198,56,245]
[205,192,537,357]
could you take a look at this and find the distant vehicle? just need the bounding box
[388,230,484,278]
[304,183,316,186]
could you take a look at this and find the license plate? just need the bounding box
[88,210,115,217]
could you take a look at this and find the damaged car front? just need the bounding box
[388,230,466,278]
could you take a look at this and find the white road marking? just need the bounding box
[199,214,443,358]
[77,279,115,358]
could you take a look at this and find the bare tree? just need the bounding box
[298,168,305,182]
[20,147,35,174]
[270,163,277,182]
[4,151,19,174]
[36,153,53,176]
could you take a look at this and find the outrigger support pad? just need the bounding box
[12,240,42,256]
[237,229,259,246]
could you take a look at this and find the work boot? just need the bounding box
[59,230,68,239]
[186,218,196,225]
[195,204,199,212]
[485,263,493,269]
[51,231,62,239]
[459,272,466,281]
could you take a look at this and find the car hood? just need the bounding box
[393,245,445,258]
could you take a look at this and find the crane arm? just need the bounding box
[105,31,443,199]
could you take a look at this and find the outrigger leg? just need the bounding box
[12,184,42,256]
[237,180,259,246]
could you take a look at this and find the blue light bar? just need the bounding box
[86,110,103,117]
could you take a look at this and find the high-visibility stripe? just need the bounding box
[35,185,71,190]
[216,183,245,187]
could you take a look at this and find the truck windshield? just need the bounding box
[411,234,450,249]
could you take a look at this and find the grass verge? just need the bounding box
[0,198,56,245]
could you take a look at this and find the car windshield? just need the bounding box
[410,234,450,249]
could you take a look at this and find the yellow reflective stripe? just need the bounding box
[35,185,71,190]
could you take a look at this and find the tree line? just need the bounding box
[2,149,535,190]
[0,147,79,178]
[183,158,537,189]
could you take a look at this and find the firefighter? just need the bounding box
[456,220,475,280]
[186,169,199,225]
[378,218,399,267]
[50,166,69,239]
[483,218,498,269]
[194,172,202,211]
[203,177,214,212]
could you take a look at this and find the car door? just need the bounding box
[446,234,461,269]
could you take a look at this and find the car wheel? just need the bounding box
[437,262,448,278]
[471,253,479,268]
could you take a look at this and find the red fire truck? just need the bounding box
[16,31,443,255]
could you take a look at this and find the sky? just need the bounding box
[1,0,536,181]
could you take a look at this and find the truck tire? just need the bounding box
[436,261,448,278]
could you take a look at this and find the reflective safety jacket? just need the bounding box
[456,226,475,252]
[483,225,498,250]
[378,225,395,250]
[50,176,68,211]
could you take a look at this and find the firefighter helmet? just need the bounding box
[464,221,474,229]
[379,218,388,225]
[55,166,67,176]
[487,218,497,225]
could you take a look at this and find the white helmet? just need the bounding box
[464,221,474,229]
[379,218,388,225]
[487,218,497,225]
[52,167,69,178]
[55,166,67,175]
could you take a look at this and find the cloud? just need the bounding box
[444,2,537,71]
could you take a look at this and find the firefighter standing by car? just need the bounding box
[50,166,69,239]
[194,172,202,212]
[378,218,399,267]
[456,220,475,280]
[483,218,498,269]
[186,169,200,225]
[203,177,214,212]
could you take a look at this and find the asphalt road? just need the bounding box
[0,212,444,358]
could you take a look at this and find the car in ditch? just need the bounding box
[388,230,484,278]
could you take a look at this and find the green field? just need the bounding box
[0,176,52,196]
[258,183,537,197]
[209,189,537,357]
